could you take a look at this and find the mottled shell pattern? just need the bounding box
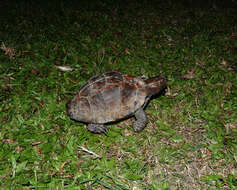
[66,71,148,124]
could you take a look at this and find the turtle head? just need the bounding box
[145,75,167,96]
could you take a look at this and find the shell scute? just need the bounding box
[72,97,92,122]
[121,82,136,100]
[123,74,135,81]
[79,78,105,97]
[89,93,107,123]
[106,77,122,84]
[79,86,91,96]
[101,84,121,119]
[136,79,145,88]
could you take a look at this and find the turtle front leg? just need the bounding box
[87,124,107,134]
[133,108,148,132]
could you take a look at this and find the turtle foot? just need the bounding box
[133,108,147,132]
[133,120,147,132]
[87,124,107,134]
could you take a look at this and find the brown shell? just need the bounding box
[66,71,148,124]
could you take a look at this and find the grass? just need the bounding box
[0,0,237,189]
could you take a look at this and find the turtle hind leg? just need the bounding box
[87,124,107,134]
[133,108,148,132]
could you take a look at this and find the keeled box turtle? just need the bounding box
[66,71,167,133]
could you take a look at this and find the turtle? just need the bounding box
[66,71,167,134]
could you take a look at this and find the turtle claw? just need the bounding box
[87,124,107,134]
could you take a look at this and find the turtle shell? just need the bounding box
[66,71,148,124]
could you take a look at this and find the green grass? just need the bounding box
[1,0,237,189]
